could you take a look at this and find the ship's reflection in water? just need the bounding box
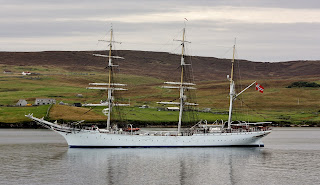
[2,128,320,185]
[63,147,269,185]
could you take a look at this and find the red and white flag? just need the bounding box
[255,83,264,93]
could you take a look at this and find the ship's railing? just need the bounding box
[229,126,272,133]
[102,130,188,136]
[99,126,271,136]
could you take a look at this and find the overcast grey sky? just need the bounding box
[1,0,319,62]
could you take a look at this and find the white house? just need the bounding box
[22,71,31,75]
[16,99,28,106]
[34,98,56,105]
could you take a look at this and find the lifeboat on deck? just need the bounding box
[124,127,140,132]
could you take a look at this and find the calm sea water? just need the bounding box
[0,128,319,185]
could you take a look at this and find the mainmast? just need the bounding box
[157,27,197,135]
[227,42,236,129]
[84,27,128,131]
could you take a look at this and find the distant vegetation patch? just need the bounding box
[287,81,320,88]
[0,88,20,92]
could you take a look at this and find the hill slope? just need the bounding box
[0,50,319,126]
[0,50,319,81]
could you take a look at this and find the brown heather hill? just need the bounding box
[0,50,319,81]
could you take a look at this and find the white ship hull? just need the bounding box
[55,129,270,148]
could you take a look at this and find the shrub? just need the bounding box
[287,81,320,88]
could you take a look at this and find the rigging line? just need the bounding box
[237,98,269,120]
[148,29,183,52]
[96,29,112,45]
[185,44,193,57]
[122,41,231,47]
[121,42,176,46]
[188,55,196,84]
[157,34,182,52]
[103,29,111,40]
[220,47,233,59]
[234,49,244,107]
[169,45,183,55]
[183,53,198,122]
[192,43,231,48]
[182,30,195,84]
[82,107,96,116]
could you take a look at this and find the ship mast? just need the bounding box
[157,27,197,135]
[84,26,128,131]
[106,28,114,131]
[227,41,236,129]
[226,40,258,129]
[178,28,187,134]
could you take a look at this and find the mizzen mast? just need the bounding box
[227,39,259,129]
[227,40,236,129]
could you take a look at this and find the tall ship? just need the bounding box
[26,27,271,148]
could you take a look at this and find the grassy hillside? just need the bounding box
[0,66,319,126]
[0,51,319,126]
[0,105,50,123]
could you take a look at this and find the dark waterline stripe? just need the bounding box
[69,144,264,148]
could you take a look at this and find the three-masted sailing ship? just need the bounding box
[26,27,271,148]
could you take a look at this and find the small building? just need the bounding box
[59,101,68,105]
[22,71,31,75]
[139,105,149,109]
[73,103,82,107]
[76,94,83,98]
[34,98,56,105]
[16,99,28,106]
[203,108,211,113]
[3,70,12,74]
[157,107,166,111]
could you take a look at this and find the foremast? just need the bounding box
[84,27,128,131]
[157,27,198,135]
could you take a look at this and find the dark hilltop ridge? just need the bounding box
[0,50,319,81]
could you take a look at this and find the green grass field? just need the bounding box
[0,64,319,126]
[0,105,50,123]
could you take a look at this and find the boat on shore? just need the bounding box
[26,27,271,148]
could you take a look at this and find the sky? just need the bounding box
[1,0,320,62]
